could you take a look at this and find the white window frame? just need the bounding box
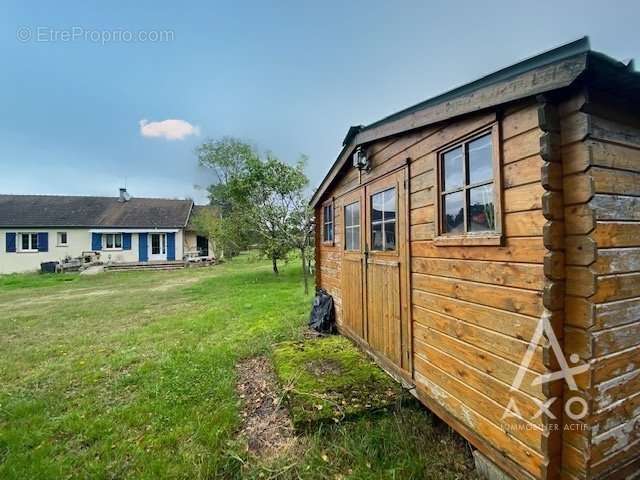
[57,232,68,247]
[18,232,39,253]
[104,233,123,250]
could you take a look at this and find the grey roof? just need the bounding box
[0,194,194,228]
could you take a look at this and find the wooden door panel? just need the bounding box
[363,168,410,373]
[341,256,364,338]
[366,259,402,365]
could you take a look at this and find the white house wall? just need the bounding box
[0,228,186,274]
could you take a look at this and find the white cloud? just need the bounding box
[139,118,200,140]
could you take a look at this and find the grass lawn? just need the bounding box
[0,255,476,479]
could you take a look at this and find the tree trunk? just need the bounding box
[301,247,309,295]
[272,256,279,274]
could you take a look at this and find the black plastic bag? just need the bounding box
[309,288,336,334]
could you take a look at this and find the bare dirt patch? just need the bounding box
[236,356,296,457]
[306,358,343,377]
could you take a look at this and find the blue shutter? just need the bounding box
[138,233,148,261]
[123,233,132,250]
[6,233,16,252]
[92,233,102,251]
[37,232,48,252]
[167,232,176,261]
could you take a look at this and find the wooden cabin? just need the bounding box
[311,38,640,480]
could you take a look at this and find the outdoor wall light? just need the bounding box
[352,146,370,172]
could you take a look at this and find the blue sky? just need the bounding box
[1,1,639,204]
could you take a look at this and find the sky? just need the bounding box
[1,1,639,204]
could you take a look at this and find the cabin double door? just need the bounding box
[341,168,411,375]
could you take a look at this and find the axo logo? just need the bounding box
[502,312,589,426]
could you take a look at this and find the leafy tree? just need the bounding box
[289,202,315,294]
[197,137,313,283]
[196,137,258,215]
[189,206,244,259]
[230,154,309,275]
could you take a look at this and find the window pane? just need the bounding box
[32,234,38,250]
[372,223,383,250]
[328,223,333,241]
[344,202,360,251]
[324,205,332,223]
[443,191,464,234]
[383,188,396,221]
[115,234,122,248]
[345,227,360,251]
[384,221,396,251]
[22,234,29,250]
[442,146,463,191]
[468,134,493,184]
[152,235,160,254]
[345,203,359,228]
[371,192,383,222]
[468,184,495,232]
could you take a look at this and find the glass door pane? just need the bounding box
[151,234,160,255]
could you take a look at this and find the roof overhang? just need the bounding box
[310,37,600,207]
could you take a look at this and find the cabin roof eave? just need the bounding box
[311,37,599,208]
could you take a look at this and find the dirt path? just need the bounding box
[236,356,296,457]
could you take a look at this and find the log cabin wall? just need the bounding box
[562,89,640,479]
[315,102,564,480]
[409,102,560,480]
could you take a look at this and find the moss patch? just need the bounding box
[273,336,409,429]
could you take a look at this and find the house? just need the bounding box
[0,188,213,274]
[312,37,640,480]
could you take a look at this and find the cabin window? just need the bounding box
[370,188,396,251]
[344,202,360,250]
[19,233,38,252]
[57,232,68,246]
[104,233,122,250]
[437,129,501,242]
[323,203,334,243]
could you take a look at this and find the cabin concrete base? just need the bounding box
[473,450,515,480]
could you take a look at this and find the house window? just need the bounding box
[57,232,68,246]
[370,188,396,251]
[19,233,38,252]
[344,202,360,251]
[323,203,334,243]
[104,233,122,250]
[439,131,499,237]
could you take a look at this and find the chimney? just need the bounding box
[119,187,131,202]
